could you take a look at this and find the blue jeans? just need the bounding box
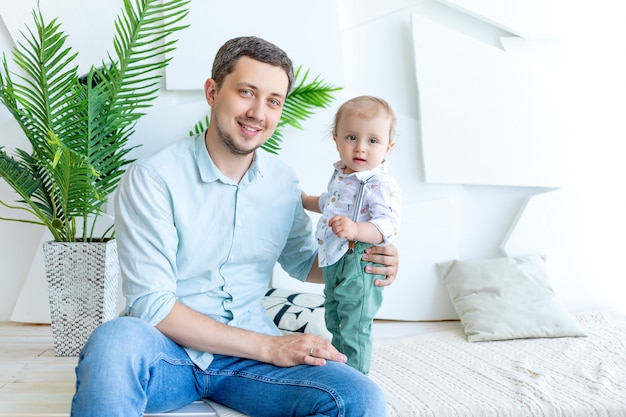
[70,317,386,417]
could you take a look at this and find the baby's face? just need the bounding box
[334,113,394,174]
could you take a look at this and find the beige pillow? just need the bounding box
[437,255,586,342]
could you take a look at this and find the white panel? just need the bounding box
[165,0,344,91]
[340,10,419,118]
[10,231,52,323]
[0,3,32,44]
[0,1,122,75]
[337,0,426,30]
[500,190,557,258]
[435,0,581,39]
[376,198,459,320]
[412,13,560,187]
[501,190,620,313]
[130,98,212,157]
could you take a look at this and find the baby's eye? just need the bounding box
[369,137,379,144]
[347,135,357,141]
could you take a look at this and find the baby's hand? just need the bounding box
[328,215,358,241]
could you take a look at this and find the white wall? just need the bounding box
[1,0,625,322]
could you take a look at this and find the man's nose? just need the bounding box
[246,100,264,121]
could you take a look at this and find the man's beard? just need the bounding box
[215,117,262,156]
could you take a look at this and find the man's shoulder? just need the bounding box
[136,137,198,170]
[256,150,298,177]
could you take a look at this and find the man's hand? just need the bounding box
[267,333,347,367]
[363,244,399,286]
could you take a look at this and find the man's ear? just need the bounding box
[204,78,217,106]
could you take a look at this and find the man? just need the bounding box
[70,36,398,417]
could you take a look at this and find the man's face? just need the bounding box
[205,56,289,156]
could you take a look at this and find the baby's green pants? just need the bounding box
[322,242,385,375]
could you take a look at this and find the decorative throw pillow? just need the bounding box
[437,255,586,342]
[262,288,331,340]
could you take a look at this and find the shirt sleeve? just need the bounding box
[114,164,178,326]
[367,176,403,246]
[318,191,329,213]
[276,181,318,282]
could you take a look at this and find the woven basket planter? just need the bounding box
[43,239,120,356]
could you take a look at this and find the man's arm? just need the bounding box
[156,302,346,367]
[306,259,324,283]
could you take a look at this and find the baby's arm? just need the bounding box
[301,192,321,213]
[328,215,383,245]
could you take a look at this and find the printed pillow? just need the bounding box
[437,255,586,342]
[262,288,331,340]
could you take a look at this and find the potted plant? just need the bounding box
[0,0,190,356]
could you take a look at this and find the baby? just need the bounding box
[302,95,402,374]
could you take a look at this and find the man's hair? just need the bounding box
[211,36,294,94]
[333,96,397,143]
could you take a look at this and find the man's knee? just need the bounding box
[343,375,386,417]
[80,316,154,358]
[320,362,386,417]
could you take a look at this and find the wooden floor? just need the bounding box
[0,322,76,417]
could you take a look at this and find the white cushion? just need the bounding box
[437,255,586,342]
[262,288,331,340]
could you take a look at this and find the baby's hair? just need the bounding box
[332,95,397,143]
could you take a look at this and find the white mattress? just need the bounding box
[206,310,626,416]
[370,310,626,417]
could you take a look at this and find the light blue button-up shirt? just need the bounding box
[114,134,317,369]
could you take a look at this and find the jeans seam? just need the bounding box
[206,369,345,416]
[150,353,197,367]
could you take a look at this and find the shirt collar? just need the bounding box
[244,152,264,183]
[332,159,388,180]
[195,134,264,184]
